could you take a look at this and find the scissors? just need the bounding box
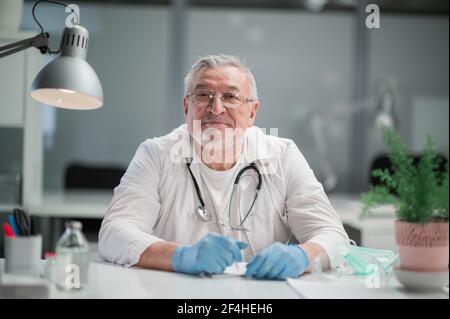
[13,208,31,236]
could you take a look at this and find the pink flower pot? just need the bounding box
[395,220,449,271]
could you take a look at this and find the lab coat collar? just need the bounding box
[242,126,278,163]
[242,126,279,175]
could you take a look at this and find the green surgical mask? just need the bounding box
[337,244,398,276]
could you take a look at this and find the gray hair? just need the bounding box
[184,54,258,99]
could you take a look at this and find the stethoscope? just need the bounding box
[186,161,262,231]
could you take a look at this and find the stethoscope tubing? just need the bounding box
[186,161,261,227]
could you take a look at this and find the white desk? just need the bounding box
[0,259,446,299]
[71,263,300,299]
[0,259,297,299]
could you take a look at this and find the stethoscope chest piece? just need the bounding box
[196,206,211,222]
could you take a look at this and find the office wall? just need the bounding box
[365,14,449,188]
[12,4,448,192]
[186,8,354,190]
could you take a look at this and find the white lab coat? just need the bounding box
[98,124,349,267]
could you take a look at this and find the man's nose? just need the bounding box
[208,96,226,115]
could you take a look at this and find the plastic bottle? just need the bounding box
[44,252,56,283]
[54,220,89,291]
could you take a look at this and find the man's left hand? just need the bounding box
[244,243,309,280]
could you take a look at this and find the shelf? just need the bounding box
[28,190,113,218]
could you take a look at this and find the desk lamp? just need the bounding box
[309,79,399,192]
[0,0,103,110]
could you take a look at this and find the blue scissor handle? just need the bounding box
[8,214,21,236]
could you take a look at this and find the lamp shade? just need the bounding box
[31,25,103,110]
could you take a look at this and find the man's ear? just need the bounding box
[248,101,260,127]
[183,96,188,116]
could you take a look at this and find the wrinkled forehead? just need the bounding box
[190,66,251,93]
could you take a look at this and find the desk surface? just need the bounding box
[0,259,447,299]
[0,260,298,299]
[84,262,300,299]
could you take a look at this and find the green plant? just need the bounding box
[361,127,449,223]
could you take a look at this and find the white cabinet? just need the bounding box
[0,30,43,209]
[329,194,398,252]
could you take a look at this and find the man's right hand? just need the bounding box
[171,233,248,275]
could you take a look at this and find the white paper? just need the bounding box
[223,262,247,276]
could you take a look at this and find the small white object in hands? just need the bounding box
[223,262,247,276]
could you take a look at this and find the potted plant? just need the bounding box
[361,127,448,272]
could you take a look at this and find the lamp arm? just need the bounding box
[0,33,50,59]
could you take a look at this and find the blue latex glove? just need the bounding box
[172,233,248,275]
[244,243,309,280]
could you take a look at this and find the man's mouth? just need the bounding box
[202,121,229,126]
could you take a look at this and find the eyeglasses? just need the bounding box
[186,91,255,110]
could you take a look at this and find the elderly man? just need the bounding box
[99,54,349,280]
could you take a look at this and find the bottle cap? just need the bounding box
[65,220,83,230]
[45,252,56,259]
